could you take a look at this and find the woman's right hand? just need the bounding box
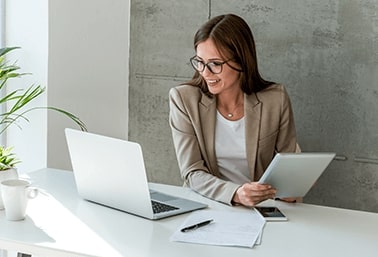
[232,182,276,207]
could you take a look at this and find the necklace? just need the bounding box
[219,102,243,119]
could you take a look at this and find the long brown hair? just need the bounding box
[185,14,274,96]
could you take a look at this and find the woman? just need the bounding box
[169,14,300,206]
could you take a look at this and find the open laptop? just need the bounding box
[65,128,207,220]
[258,152,336,198]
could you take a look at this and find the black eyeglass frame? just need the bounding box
[189,56,233,74]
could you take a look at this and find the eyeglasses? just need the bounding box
[190,56,232,74]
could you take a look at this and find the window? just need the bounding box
[0,0,4,47]
[0,0,5,145]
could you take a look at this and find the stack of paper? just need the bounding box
[170,209,266,248]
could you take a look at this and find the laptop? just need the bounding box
[65,128,207,220]
[258,152,336,198]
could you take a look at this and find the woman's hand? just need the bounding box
[232,182,276,207]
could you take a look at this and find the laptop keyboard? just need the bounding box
[152,200,179,214]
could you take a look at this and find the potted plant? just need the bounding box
[0,46,87,205]
[0,146,20,208]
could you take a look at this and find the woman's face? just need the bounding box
[195,38,241,96]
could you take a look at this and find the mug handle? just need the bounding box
[27,187,39,199]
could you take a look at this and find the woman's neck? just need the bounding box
[216,89,244,109]
[216,90,244,120]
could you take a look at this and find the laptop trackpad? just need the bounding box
[150,191,177,202]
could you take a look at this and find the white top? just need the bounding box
[215,111,250,184]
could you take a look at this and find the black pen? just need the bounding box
[181,219,213,233]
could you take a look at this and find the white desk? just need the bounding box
[0,168,377,257]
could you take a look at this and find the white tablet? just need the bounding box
[258,153,336,198]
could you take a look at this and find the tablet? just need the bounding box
[258,153,336,198]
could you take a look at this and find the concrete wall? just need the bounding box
[129,0,378,212]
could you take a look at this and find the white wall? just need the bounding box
[5,0,48,174]
[47,0,130,170]
[5,0,130,173]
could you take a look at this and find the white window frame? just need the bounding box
[0,0,4,47]
[0,0,5,145]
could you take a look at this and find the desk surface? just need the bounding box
[0,168,377,257]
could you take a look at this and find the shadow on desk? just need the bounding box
[0,214,54,257]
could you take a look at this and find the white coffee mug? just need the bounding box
[0,168,19,209]
[1,179,38,221]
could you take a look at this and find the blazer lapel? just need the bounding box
[244,93,261,181]
[199,94,219,175]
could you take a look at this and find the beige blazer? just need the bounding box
[169,84,299,205]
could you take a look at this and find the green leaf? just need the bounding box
[0,47,20,58]
[0,146,21,170]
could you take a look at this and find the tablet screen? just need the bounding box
[258,153,335,197]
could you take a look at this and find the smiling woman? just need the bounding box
[169,14,300,207]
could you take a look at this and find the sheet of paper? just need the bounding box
[170,209,266,248]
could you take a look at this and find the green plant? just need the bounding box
[0,146,21,170]
[0,46,87,170]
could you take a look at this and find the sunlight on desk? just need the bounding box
[0,187,123,257]
[28,192,123,257]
